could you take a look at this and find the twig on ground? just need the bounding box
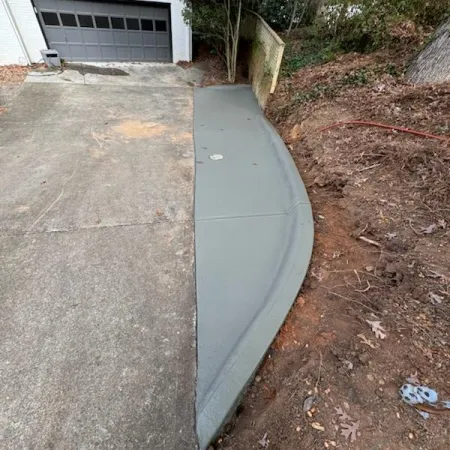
[327,290,379,314]
[358,163,381,172]
[355,281,372,293]
[359,236,382,248]
[408,219,421,236]
[314,352,323,394]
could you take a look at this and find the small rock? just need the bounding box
[311,422,325,432]
[358,353,371,364]
[303,395,318,412]
[378,379,385,385]
[255,375,261,383]
[296,426,301,432]
[408,432,414,440]
[367,374,375,382]
[365,265,374,272]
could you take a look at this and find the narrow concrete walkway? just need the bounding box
[194,86,314,449]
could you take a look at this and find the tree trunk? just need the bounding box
[224,0,241,83]
[407,17,450,84]
[287,1,298,35]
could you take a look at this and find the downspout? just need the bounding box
[1,0,32,64]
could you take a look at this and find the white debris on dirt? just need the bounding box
[366,320,387,339]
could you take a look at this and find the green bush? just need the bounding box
[281,24,342,76]
[325,0,450,51]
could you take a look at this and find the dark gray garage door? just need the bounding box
[34,0,171,62]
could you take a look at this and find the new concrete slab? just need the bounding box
[194,86,314,449]
[0,76,196,448]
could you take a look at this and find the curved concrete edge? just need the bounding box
[195,92,314,449]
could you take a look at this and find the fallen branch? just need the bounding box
[359,236,382,248]
[327,290,379,314]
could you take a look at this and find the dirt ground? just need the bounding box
[212,49,450,449]
[0,65,38,115]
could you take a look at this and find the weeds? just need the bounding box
[281,26,343,77]
[342,69,369,85]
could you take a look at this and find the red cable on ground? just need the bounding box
[317,120,449,142]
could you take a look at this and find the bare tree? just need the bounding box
[225,0,242,83]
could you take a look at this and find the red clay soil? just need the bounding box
[214,50,450,449]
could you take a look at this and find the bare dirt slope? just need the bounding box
[216,50,450,449]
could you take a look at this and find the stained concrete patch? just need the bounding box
[66,63,129,76]
[194,86,314,449]
[0,75,196,448]
[26,62,204,88]
[112,120,169,138]
[0,83,193,233]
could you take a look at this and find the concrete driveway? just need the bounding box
[0,65,197,449]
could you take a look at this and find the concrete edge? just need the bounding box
[196,111,314,449]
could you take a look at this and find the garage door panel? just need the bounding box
[156,47,169,61]
[45,28,66,42]
[82,30,99,44]
[113,32,128,46]
[130,47,143,60]
[129,33,143,46]
[143,34,156,46]
[101,46,117,60]
[86,46,101,59]
[69,44,87,60]
[157,34,170,47]
[35,0,171,62]
[143,47,157,60]
[64,29,83,42]
[116,47,130,60]
[98,30,112,44]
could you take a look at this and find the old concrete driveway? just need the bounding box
[0,66,197,448]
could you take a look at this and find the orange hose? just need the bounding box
[317,120,449,142]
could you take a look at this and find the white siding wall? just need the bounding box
[0,0,191,65]
[0,0,29,64]
[1,0,47,64]
[161,0,191,62]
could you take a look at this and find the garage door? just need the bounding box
[34,0,172,62]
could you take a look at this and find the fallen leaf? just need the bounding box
[385,232,397,240]
[366,320,387,339]
[258,432,269,448]
[340,421,360,442]
[357,333,377,348]
[311,422,325,432]
[429,292,443,305]
[335,406,352,422]
[421,224,437,234]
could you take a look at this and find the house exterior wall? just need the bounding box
[0,0,191,65]
[1,0,46,64]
